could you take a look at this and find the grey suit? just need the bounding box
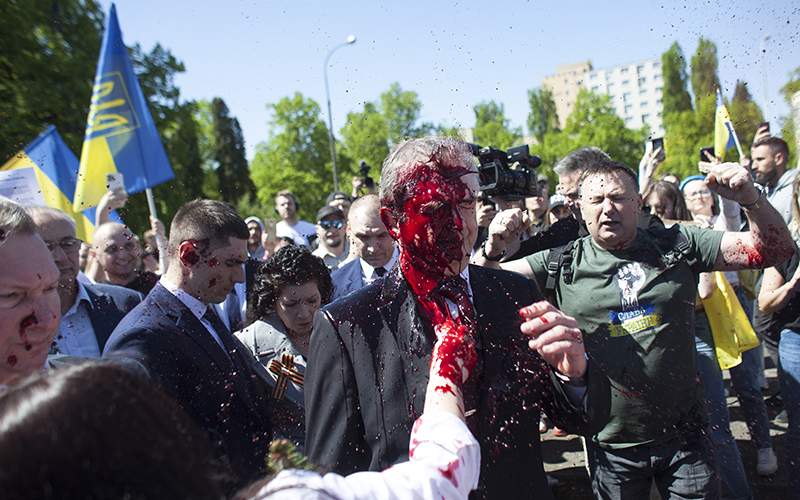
[330,258,367,299]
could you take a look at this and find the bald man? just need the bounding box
[91,222,158,295]
[329,194,398,299]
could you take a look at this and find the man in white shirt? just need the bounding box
[0,197,61,389]
[27,207,142,357]
[330,194,397,299]
[274,190,316,248]
[312,206,349,271]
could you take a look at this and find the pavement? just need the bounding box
[541,364,790,499]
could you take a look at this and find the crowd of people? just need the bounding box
[0,126,798,500]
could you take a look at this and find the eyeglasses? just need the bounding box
[319,220,344,230]
[684,189,712,201]
[45,237,82,254]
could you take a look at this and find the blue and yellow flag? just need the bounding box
[715,89,738,162]
[1,126,100,241]
[74,3,174,210]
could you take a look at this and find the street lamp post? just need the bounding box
[760,34,771,123]
[324,34,356,192]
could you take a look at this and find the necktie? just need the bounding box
[432,276,482,422]
[224,291,244,332]
[374,266,386,277]
[203,306,243,369]
[434,276,477,329]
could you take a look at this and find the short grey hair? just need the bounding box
[0,196,36,241]
[25,206,77,233]
[553,147,611,177]
[379,136,478,214]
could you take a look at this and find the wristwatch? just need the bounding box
[742,190,768,212]
[480,240,505,262]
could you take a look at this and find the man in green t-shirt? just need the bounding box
[477,159,794,499]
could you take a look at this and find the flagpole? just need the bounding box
[145,187,168,272]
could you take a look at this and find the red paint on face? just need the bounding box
[208,278,217,288]
[396,166,474,298]
[19,314,38,347]
[207,257,219,268]
[7,355,17,367]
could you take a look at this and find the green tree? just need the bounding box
[128,43,185,132]
[340,83,433,186]
[527,87,560,144]
[661,42,693,126]
[0,0,104,157]
[380,82,433,140]
[211,98,254,203]
[690,38,721,122]
[780,66,800,168]
[533,89,648,185]
[727,81,763,158]
[340,101,389,181]
[472,101,522,150]
[250,93,332,222]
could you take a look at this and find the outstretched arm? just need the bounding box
[698,162,794,270]
[519,301,587,380]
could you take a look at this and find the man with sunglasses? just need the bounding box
[26,207,142,357]
[312,206,349,271]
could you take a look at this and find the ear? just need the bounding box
[380,207,400,240]
[775,151,785,167]
[178,241,200,267]
[635,193,643,215]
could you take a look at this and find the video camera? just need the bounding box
[358,160,375,189]
[469,144,541,199]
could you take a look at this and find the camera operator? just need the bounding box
[352,160,378,200]
[471,145,579,265]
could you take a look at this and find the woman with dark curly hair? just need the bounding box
[235,245,332,452]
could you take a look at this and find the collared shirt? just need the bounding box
[160,277,229,357]
[359,247,400,284]
[51,282,101,357]
[312,241,349,271]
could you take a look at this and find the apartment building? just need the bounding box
[542,59,665,138]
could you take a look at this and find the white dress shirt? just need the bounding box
[50,282,101,357]
[160,276,230,359]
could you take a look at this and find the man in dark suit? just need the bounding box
[27,207,142,356]
[305,137,611,499]
[329,194,397,299]
[104,200,272,491]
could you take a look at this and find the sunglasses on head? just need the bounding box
[319,219,344,230]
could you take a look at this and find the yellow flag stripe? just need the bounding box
[0,153,95,242]
[74,136,118,209]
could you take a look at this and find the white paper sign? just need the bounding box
[0,168,47,207]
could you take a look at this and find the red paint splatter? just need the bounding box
[438,459,460,488]
[19,314,38,347]
[393,163,473,299]
[7,355,17,367]
[430,317,477,387]
[207,257,219,268]
[434,384,456,395]
[208,278,217,287]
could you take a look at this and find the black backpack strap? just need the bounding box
[673,231,697,267]
[544,240,575,304]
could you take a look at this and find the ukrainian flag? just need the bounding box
[1,126,99,241]
[715,89,738,162]
[74,3,174,210]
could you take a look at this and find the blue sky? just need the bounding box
[98,0,798,160]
